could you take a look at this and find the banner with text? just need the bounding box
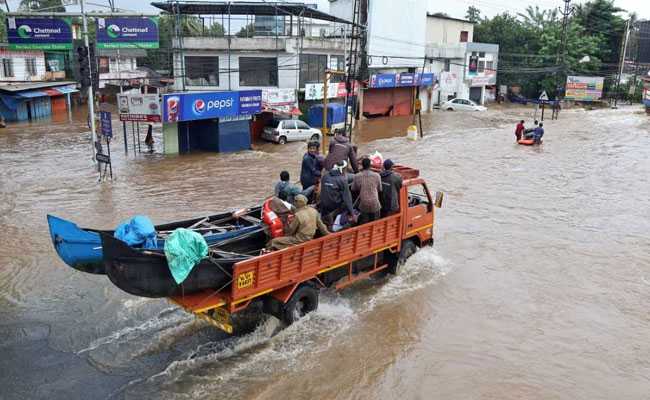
[6,17,72,50]
[118,94,161,122]
[565,76,604,102]
[262,88,298,113]
[163,90,262,123]
[369,73,435,89]
[97,17,159,49]
[304,81,360,101]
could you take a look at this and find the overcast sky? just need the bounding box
[4,0,649,20]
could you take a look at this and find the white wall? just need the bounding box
[175,51,344,92]
[328,0,427,69]
[426,17,474,45]
[367,0,427,69]
[0,49,46,81]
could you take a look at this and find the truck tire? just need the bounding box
[282,284,319,325]
[387,240,417,275]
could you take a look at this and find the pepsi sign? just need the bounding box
[163,90,262,122]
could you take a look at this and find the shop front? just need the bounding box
[162,90,262,154]
[363,73,435,118]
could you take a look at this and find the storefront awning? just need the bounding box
[17,90,48,98]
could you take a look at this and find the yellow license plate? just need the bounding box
[207,308,233,334]
[237,271,254,289]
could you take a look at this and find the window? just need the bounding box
[98,57,110,74]
[460,31,469,42]
[185,56,219,86]
[479,52,485,57]
[330,55,345,82]
[478,60,485,73]
[239,57,278,86]
[407,183,432,211]
[300,54,327,86]
[444,59,451,72]
[282,120,296,129]
[486,61,494,72]
[2,59,14,77]
[295,120,310,129]
[25,58,37,76]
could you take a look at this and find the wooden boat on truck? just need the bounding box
[166,165,443,333]
[48,207,261,275]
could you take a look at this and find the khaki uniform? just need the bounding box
[268,195,329,250]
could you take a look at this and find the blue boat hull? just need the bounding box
[47,209,261,275]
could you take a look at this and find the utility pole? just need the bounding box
[614,18,631,108]
[557,0,573,100]
[80,0,98,163]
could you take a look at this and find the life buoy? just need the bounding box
[518,139,542,146]
[262,198,284,238]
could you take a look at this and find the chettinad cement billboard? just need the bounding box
[96,17,159,49]
[565,76,605,101]
[6,17,73,50]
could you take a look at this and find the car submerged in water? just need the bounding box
[262,118,323,144]
[442,98,487,112]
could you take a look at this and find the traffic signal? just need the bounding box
[77,44,91,88]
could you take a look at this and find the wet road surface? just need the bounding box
[0,105,649,399]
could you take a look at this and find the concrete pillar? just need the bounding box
[163,122,179,154]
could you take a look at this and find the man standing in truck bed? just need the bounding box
[267,195,330,251]
[323,132,359,173]
[352,158,382,224]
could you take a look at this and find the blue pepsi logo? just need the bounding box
[192,99,206,115]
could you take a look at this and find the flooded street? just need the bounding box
[0,105,649,399]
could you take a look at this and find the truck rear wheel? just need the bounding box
[387,240,417,275]
[282,284,319,325]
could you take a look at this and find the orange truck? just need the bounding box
[171,165,442,333]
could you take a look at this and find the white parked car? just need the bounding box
[442,98,487,112]
[262,118,323,144]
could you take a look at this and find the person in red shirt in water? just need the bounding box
[515,120,525,142]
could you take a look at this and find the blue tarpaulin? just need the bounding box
[114,215,158,249]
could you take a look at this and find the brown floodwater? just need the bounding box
[0,104,649,400]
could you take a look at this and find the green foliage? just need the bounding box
[465,6,481,23]
[0,10,6,42]
[472,0,628,99]
[19,0,65,12]
[236,23,255,38]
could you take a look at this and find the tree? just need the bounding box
[19,0,65,12]
[574,0,626,65]
[517,5,558,30]
[236,23,255,38]
[465,6,481,23]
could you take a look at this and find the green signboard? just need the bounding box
[6,17,73,50]
[96,17,159,49]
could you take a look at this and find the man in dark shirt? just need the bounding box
[300,141,323,191]
[379,159,403,217]
[319,161,355,226]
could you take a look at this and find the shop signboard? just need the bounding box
[470,71,497,86]
[117,94,161,122]
[163,90,262,123]
[96,17,159,49]
[100,111,113,138]
[439,72,458,91]
[369,73,435,89]
[565,76,604,101]
[6,17,72,50]
[304,82,360,101]
[369,74,396,89]
[262,88,297,113]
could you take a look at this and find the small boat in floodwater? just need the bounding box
[47,207,262,275]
